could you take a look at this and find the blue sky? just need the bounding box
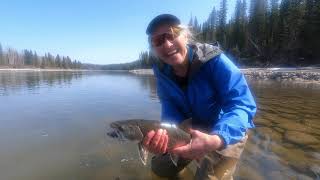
[0,0,237,65]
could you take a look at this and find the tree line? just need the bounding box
[0,43,82,69]
[106,0,319,70]
[193,0,320,66]
[2,0,319,70]
[101,51,158,70]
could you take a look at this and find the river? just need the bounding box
[0,71,319,180]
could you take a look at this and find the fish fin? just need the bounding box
[195,155,211,168]
[169,153,179,166]
[138,142,148,165]
[194,158,202,168]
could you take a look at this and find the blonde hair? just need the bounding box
[177,24,195,44]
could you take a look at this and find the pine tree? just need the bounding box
[205,7,217,42]
[248,0,268,63]
[188,15,193,28]
[232,0,247,51]
[0,43,3,65]
[23,49,33,65]
[216,0,227,48]
[194,17,199,33]
[33,51,40,67]
[55,55,62,68]
[269,0,280,48]
[302,0,320,62]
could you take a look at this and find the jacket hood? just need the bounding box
[187,43,222,78]
[189,42,222,63]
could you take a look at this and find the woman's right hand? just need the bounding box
[142,129,168,154]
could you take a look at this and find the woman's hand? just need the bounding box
[170,129,224,160]
[142,129,168,154]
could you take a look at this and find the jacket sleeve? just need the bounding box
[210,54,256,146]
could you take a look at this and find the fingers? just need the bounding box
[189,129,199,137]
[150,129,164,152]
[159,130,168,153]
[142,129,168,154]
[172,144,191,156]
[142,130,155,146]
[171,144,190,153]
[171,144,191,158]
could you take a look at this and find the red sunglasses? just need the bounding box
[150,27,182,47]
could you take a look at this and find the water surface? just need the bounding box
[0,71,319,180]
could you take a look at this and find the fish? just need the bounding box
[106,119,192,166]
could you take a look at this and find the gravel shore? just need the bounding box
[0,68,91,72]
[130,68,320,82]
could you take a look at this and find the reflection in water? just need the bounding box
[133,74,158,101]
[0,71,83,96]
[0,72,319,180]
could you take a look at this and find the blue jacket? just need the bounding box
[153,43,256,147]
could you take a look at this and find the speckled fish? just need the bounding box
[106,119,191,166]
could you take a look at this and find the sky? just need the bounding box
[0,0,237,65]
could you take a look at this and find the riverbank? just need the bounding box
[0,68,91,72]
[129,68,320,82]
[2,68,319,82]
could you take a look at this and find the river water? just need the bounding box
[0,71,319,180]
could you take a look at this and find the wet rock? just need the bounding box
[270,144,310,163]
[277,108,299,115]
[310,165,320,179]
[270,143,319,176]
[256,127,283,143]
[242,69,320,81]
[276,121,309,132]
[282,142,296,149]
[309,144,320,151]
[268,170,294,180]
[284,131,319,145]
[309,129,320,137]
[274,127,285,133]
[277,112,299,120]
[255,117,273,127]
[244,138,264,155]
[295,174,314,180]
[309,152,320,161]
[305,120,320,132]
[234,163,265,180]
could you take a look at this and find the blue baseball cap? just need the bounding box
[146,14,181,35]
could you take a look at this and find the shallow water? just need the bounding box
[0,71,319,180]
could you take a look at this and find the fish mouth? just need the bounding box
[107,129,126,141]
[106,130,119,138]
[107,122,127,141]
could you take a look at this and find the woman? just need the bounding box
[143,14,256,179]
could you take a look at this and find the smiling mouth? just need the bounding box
[166,49,178,57]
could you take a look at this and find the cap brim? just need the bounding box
[146,14,181,35]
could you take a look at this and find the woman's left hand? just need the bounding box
[170,129,224,160]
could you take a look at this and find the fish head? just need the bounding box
[107,120,144,142]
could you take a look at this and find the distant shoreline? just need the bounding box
[1,67,319,83]
[0,68,97,72]
[129,68,320,83]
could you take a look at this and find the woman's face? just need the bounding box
[150,24,188,67]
